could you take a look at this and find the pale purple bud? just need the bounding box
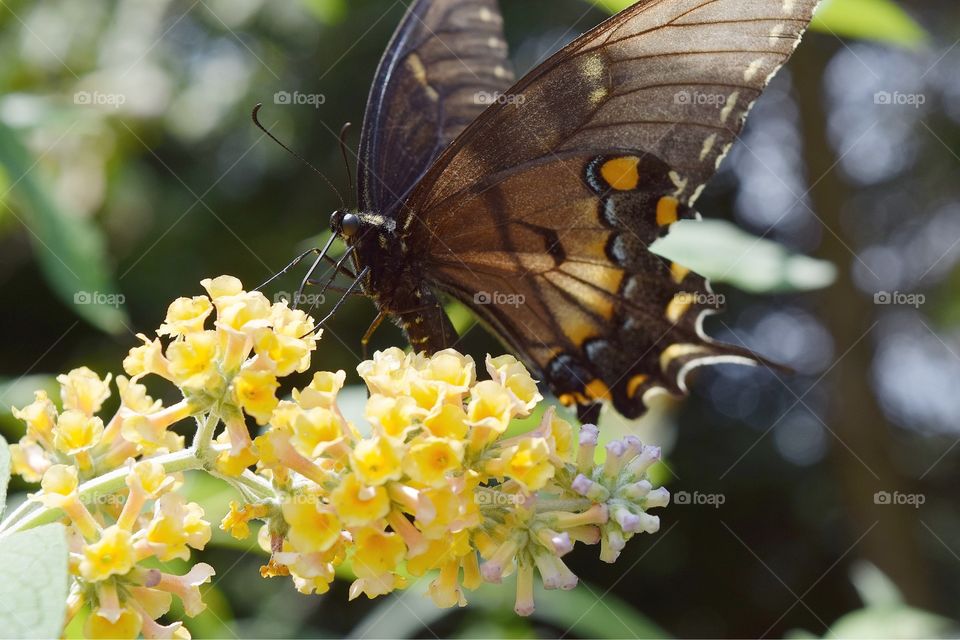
[625,445,661,479]
[614,507,642,533]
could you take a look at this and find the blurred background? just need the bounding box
[1,0,959,637]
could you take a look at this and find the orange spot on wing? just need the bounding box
[656,197,680,227]
[665,293,693,323]
[670,262,691,283]
[600,157,641,191]
[585,379,612,401]
[627,375,649,399]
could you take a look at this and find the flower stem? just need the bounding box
[193,411,220,466]
[0,447,205,537]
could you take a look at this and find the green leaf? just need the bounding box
[650,219,837,294]
[588,0,928,49]
[0,375,58,416]
[0,121,128,334]
[0,523,69,639]
[300,0,346,24]
[850,561,903,608]
[811,0,928,49]
[823,606,955,639]
[349,579,668,639]
[0,434,8,518]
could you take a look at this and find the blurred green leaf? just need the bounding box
[0,122,128,334]
[0,523,69,639]
[0,434,8,517]
[589,0,928,49]
[819,607,955,639]
[300,0,347,23]
[850,561,903,608]
[349,579,668,639]
[811,0,928,49]
[650,219,837,294]
[0,375,58,416]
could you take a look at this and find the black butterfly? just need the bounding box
[304,0,817,420]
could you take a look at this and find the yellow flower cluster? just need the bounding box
[124,275,317,474]
[224,348,669,615]
[4,276,319,638]
[9,372,213,638]
[4,275,670,631]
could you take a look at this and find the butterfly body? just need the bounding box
[332,210,457,354]
[327,0,818,419]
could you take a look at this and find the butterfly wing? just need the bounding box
[357,0,514,214]
[401,0,818,417]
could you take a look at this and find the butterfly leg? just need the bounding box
[361,311,387,360]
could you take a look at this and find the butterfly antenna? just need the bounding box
[251,103,346,209]
[338,122,355,203]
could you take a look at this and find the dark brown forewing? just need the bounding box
[357,0,514,214]
[406,0,818,216]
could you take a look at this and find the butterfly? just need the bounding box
[311,0,818,421]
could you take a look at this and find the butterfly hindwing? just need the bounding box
[392,0,817,417]
[357,0,515,214]
[419,150,748,417]
[344,0,816,417]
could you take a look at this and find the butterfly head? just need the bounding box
[330,210,362,238]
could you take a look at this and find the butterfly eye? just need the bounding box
[340,213,361,237]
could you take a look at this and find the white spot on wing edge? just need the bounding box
[668,170,688,198]
[719,91,739,124]
[699,133,717,161]
[744,58,765,82]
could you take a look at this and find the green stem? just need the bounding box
[534,497,594,513]
[192,410,220,465]
[0,444,222,537]
[212,469,275,501]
